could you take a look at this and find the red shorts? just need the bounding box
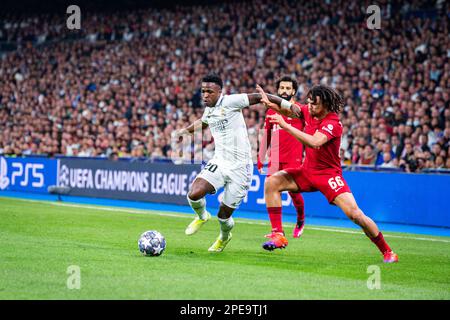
[284,167,351,203]
[268,161,301,176]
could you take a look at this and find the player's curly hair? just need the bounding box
[202,72,223,88]
[306,85,344,113]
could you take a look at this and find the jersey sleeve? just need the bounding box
[201,107,211,124]
[223,94,250,111]
[295,103,308,120]
[318,119,343,141]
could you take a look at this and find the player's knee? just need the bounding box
[187,188,204,201]
[346,206,364,224]
[264,176,281,194]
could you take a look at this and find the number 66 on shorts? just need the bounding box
[328,176,345,190]
[284,168,352,204]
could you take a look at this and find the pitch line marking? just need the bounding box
[5,197,450,244]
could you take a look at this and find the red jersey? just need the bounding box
[300,104,343,173]
[264,105,305,164]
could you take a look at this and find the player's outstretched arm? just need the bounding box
[267,113,328,148]
[254,85,302,119]
[175,119,208,137]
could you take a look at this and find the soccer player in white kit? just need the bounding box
[175,73,291,252]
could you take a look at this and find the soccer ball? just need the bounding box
[138,230,166,256]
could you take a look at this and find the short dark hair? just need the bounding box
[275,75,298,93]
[306,85,344,113]
[202,73,223,88]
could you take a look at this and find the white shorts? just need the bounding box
[194,160,253,209]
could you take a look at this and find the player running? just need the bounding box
[175,73,292,252]
[256,84,399,263]
[257,75,306,248]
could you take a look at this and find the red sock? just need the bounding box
[267,207,283,233]
[370,232,392,254]
[289,192,305,223]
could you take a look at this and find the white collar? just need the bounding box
[214,94,224,107]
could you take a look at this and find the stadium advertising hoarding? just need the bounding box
[57,158,201,205]
[1,156,449,228]
[205,168,450,228]
[0,156,57,193]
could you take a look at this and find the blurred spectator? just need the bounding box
[380,152,398,168]
[359,145,376,165]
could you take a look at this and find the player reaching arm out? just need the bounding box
[257,83,398,263]
[256,84,327,149]
[267,113,328,149]
[179,73,297,253]
[174,119,208,137]
[175,89,292,138]
[256,84,303,119]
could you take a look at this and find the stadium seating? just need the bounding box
[0,0,448,173]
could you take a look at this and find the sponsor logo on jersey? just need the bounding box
[322,125,333,135]
[209,119,229,131]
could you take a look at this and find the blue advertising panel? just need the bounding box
[1,156,449,228]
[207,167,450,228]
[58,158,201,205]
[0,156,57,193]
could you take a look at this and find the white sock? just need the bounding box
[218,217,234,240]
[187,195,207,220]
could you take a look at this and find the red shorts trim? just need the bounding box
[283,167,351,203]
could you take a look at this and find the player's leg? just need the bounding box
[333,192,379,237]
[185,164,224,235]
[263,170,301,250]
[333,192,398,263]
[264,162,284,236]
[208,163,252,252]
[279,162,306,238]
[208,203,235,252]
[265,171,300,233]
[289,191,305,238]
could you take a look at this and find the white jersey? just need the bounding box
[201,94,252,168]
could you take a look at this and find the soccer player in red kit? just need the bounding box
[257,76,306,243]
[256,84,399,263]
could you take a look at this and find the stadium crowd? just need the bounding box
[0,0,449,173]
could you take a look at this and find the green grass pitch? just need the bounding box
[1,197,449,300]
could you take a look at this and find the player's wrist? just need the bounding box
[281,122,291,130]
[280,99,292,110]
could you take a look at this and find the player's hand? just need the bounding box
[267,113,287,128]
[256,84,278,109]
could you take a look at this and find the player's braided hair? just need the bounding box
[306,85,344,113]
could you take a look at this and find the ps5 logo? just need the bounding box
[0,157,45,189]
[12,162,44,187]
[0,157,10,190]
